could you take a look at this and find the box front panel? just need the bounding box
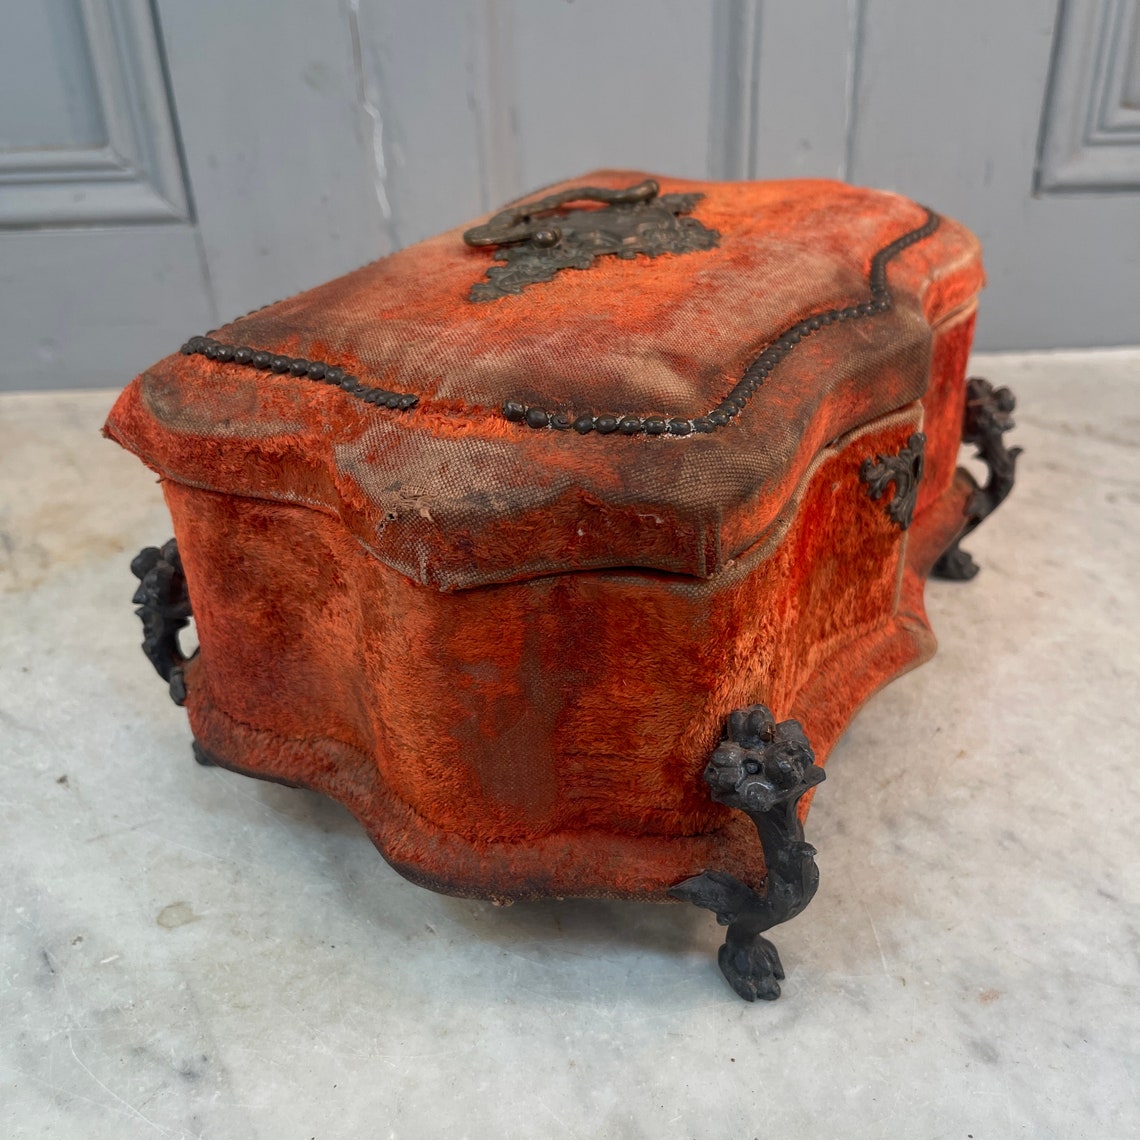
[163,404,919,867]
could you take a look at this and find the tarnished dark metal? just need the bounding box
[670,704,826,1002]
[933,377,1022,579]
[130,539,195,705]
[463,179,719,301]
[179,336,419,412]
[861,431,926,530]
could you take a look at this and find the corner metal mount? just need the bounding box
[670,704,826,1002]
[131,539,195,705]
[933,377,1022,580]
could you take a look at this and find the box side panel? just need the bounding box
[917,302,977,516]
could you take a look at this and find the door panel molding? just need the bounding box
[1037,0,1140,191]
[0,0,191,227]
[709,0,762,180]
[709,0,866,184]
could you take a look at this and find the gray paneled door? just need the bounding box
[4,0,1139,391]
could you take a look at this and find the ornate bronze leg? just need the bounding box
[670,704,826,1002]
[130,539,195,705]
[933,377,1022,580]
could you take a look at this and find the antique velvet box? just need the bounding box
[106,172,1018,1001]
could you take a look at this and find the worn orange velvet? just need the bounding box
[105,171,982,590]
[105,172,983,901]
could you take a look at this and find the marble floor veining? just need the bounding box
[1,349,1138,1139]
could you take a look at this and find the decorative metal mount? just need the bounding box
[130,539,195,705]
[933,377,1022,580]
[462,178,719,302]
[861,431,926,530]
[670,705,826,1002]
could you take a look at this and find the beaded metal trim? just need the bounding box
[179,336,419,411]
[178,208,937,430]
[502,208,941,438]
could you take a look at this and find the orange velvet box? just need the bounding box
[106,172,1019,1001]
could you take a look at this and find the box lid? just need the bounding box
[105,171,983,591]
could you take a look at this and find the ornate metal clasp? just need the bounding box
[462,179,719,301]
[861,432,926,530]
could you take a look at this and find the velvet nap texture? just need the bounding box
[104,173,984,902]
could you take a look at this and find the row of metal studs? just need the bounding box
[180,336,419,411]
[502,208,940,437]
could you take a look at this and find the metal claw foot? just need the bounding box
[130,538,195,705]
[670,704,825,1002]
[721,933,785,1003]
[934,377,1022,580]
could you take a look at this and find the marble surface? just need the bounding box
[1,350,1138,1139]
